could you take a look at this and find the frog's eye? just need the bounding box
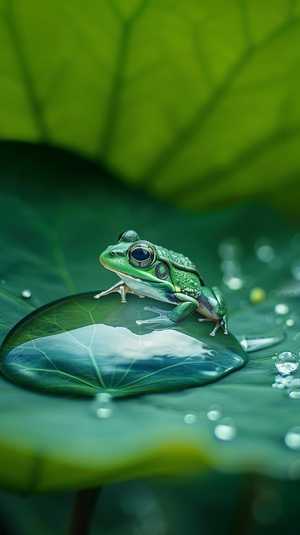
[129,243,155,269]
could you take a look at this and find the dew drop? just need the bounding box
[184,413,196,424]
[223,275,243,290]
[214,419,237,441]
[249,287,266,304]
[206,406,222,421]
[96,407,113,419]
[284,427,300,450]
[274,303,289,315]
[275,352,298,374]
[288,390,300,399]
[21,289,31,299]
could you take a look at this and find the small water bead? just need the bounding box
[21,289,31,299]
[284,427,300,450]
[288,390,300,399]
[223,274,243,290]
[96,407,113,419]
[214,419,237,441]
[184,413,197,424]
[275,352,298,375]
[206,406,222,421]
[274,303,289,315]
[286,318,295,327]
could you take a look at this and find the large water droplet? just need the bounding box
[275,351,298,375]
[284,427,300,450]
[0,292,247,398]
[238,334,285,353]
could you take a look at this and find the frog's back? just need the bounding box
[156,245,196,270]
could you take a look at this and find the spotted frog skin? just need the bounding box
[94,230,228,336]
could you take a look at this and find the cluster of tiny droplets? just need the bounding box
[183,405,237,442]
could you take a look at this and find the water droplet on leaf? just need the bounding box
[214,419,237,441]
[0,292,247,398]
[184,413,196,424]
[274,303,289,315]
[284,427,300,450]
[21,289,31,299]
[275,352,298,375]
[206,406,222,421]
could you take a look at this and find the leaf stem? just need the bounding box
[66,486,102,535]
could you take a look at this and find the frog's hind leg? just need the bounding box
[94,281,136,303]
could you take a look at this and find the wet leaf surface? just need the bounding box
[0,144,300,492]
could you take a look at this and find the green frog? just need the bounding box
[94,230,228,336]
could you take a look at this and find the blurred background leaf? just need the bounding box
[0,0,300,215]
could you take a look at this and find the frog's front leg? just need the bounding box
[136,294,199,326]
[94,281,136,303]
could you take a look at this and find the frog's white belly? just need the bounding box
[117,273,175,304]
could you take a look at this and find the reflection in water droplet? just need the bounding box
[284,427,300,450]
[184,413,196,424]
[249,287,266,304]
[0,292,247,397]
[206,406,222,421]
[214,419,237,441]
[274,303,289,315]
[275,352,298,375]
[21,289,31,299]
[255,243,275,263]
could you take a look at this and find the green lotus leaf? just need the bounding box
[0,143,300,494]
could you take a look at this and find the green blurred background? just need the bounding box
[1,1,300,533]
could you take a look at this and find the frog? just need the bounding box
[94,230,228,336]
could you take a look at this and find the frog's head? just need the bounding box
[100,230,166,282]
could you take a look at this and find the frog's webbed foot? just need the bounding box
[94,281,136,303]
[136,306,174,327]
[198,318,228,336]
